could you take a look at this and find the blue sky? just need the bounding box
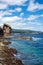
[0,0,43,31]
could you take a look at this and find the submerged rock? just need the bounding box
[16,36,33,40]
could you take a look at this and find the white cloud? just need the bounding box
[27,14,43,21]
[0,0,43,32]
[27,15,38,20]
[14,8,22,12]
[0,11,6,18]
[0,16,23,28]
[0,7,22,18]
[0,3,7,9]
[27,0,43,11]
[40,14,43,17]
[0,11,12,18]
[0,16,22,24]
[0,0,27,12]
[0,14,43,31]
[4,7,22,13]
[0,0,27,6]
[20,12,24,16]
[0,11,3,17]
[8,20,43,32]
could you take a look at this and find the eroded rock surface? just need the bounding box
[0,39,24,65]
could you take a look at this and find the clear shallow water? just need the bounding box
[8,33,43,65]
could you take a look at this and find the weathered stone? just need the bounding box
[0,40,24,65]
[14,59,24,65]
[9,48,17,54]
[3,41,11,45]
[0,63,2,65]
[15,36,33,40]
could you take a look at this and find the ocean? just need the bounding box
[7,33,43,65]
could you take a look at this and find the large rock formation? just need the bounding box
[3,24,12,37]
[0,39,24,65]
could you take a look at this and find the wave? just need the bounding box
[14,53,21,59]
[32,37,41,41]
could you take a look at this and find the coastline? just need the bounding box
[0,39,24,65]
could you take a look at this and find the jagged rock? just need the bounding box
[13,59,24,65]
[9,48,17,54]
[0,40,24,65]
[3,41,11,45]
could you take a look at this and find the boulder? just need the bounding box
[9,48,17,54]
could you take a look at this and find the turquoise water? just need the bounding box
[8,33,43,65]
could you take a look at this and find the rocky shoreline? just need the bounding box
[0,36,33,41]
[14,36,33,40]
[0,39,24,65]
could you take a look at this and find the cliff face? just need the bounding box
[0,39,24,65]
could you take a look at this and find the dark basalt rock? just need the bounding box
[3,41,11,45]
[13,59,24,65]
[0,27,4,37]
[9,48,17,54]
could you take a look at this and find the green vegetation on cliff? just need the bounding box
[12,29,43,34]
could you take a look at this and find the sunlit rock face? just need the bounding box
[3,24,12,37]
[0,24,24,65]
[0,39,24,65]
